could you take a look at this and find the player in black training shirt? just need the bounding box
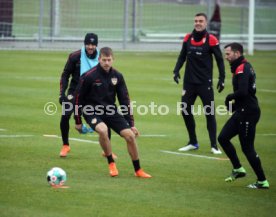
[58,33,116,159]
[59,33,99,157]
[173,13,225,154]
[218,42,269,189]
[74,47,151,178]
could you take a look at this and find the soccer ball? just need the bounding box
[47,167,67,186]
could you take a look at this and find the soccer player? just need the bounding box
[173,13,225,154]
[218,43,269,189]
[74,47,151,178]
[59,33,102,157]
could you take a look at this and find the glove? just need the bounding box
[80,124,94,134]
[173,71,181,84]
[217,80,225,93]
[59,95,67,105]
[225,94,234,111]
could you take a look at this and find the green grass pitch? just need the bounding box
[0,50,275,217]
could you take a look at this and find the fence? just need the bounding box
[0,0,276,51]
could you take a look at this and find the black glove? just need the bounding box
[225,94,234,111]
[217,80,225,93]
[173,71,181,84]
[59,95,67,105]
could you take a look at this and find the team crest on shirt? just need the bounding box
[111,77,118,85]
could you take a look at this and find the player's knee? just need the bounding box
[218,133,227,146]
[60,114,71,122]
[241,145,254,156]
[95,123,108,137]
[206,114,215,122]
[121,129,135,143]
[182,109,193,117]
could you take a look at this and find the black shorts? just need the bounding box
[83,111,130,135]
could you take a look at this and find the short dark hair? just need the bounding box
[195,13,208,20]
[224,43,244,55]
[100,47,113,57]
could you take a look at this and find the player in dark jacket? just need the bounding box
[218,42,269,189]
[173,13,225,154]
[59,33,101,157]
[74,47,151,178]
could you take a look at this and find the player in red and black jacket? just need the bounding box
[218,42,269,189]
[59,33,100,157]
[74,47,151,178]
[173,13,225,154]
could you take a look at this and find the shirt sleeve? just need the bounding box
[60,54,74,96]
[232,64,250,99]
[211,44,225,82]
[116,74,134,127]
[173,34,190,73]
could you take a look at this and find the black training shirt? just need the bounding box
[75,64,134,127]
[173,31,225,85]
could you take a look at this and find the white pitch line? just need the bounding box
[43,134,98,144]
[160,150,229,161]
[140,134,167,137]
[86,134,167,138]
[259,89,276,93]
[43,134,59,138]
[0,128,7,131]
[257,133,276,136]
[0,135,34,138]
[68,137,98,144]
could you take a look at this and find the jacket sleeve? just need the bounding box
[116,74,134,127]
[233,68,250,99]
[228,67,250,101]
[60,54,75,96]
[173,41,187,73]
[211,45,225,82]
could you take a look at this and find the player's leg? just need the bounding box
[85,114,118,177]
[218,113,246,182]
[107,113,151,178]
[59,101,74,157]
[119,128,151,178]
[198,85,220,153]
[238,111,269,189]
[101,127,118,159]
[178,84,198,151]
[97,122,119,177]
[95,122,112,157]
[120,128,139,160]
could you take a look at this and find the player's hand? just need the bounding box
[131,127,140,137]
[75,124,82,133]
[59,95,67,105]
[217,80,225,93]
[225,94,234,111]
[173,71,181,84]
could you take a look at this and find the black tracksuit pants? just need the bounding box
[218,108,266,181]
[60,101,74,145]
[181,83,217,148]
